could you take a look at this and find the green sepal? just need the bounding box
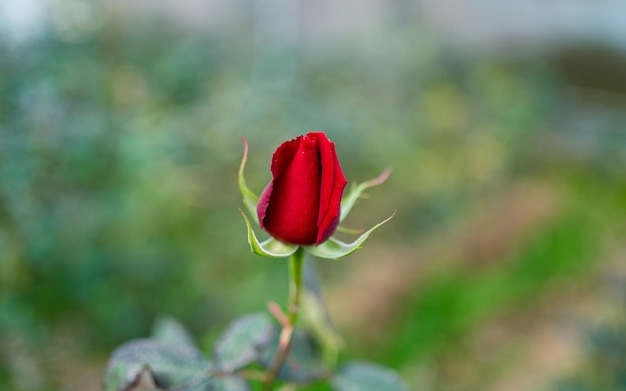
[239,210,299,258]
[238,137,260,225]
[340,168,391,222]
[305,211,395,259]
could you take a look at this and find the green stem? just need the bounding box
[288,246,305,324]
[264,247,305,390]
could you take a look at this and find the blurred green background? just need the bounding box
[1,1,626,390]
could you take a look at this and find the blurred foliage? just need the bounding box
[1,2,626,391]
[556,271,626,391]
[384,211,598,365]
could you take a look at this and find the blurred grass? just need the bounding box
[1,3,626,390]
[388,213,597,362]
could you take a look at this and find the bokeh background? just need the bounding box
[2,1,626,390]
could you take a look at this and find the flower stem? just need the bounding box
[288,247,304,324]
[265,247,305,390]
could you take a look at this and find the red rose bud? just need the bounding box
[257,132,348,246]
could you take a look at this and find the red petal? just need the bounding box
[257,181,273,229]
[257,137,300,228]
[271,137,301,178]
[259,135,321,245]
[312,134,347,244]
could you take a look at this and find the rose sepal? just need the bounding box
[305,211,396,260]
[239,209,299,258]
[238,137,260,225]
[340,168,392,222]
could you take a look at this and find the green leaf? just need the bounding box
[238,137,260,225]
[213,313,275,372]
[260,329,328,383]
[331,362,408,391]
[151,316,196,348]
[239,210,299,258]
[305,212,395,260]
[105,339,211,391]
[211,376,252,391]
[119,366,162,391]
[340,168,391,222]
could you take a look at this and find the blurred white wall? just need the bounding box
[0,0,50,42]
[420,0,626,50]
[3,0,626,51]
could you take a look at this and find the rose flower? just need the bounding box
[257,132,348,246]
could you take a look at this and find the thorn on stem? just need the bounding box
[267,301,290,327]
